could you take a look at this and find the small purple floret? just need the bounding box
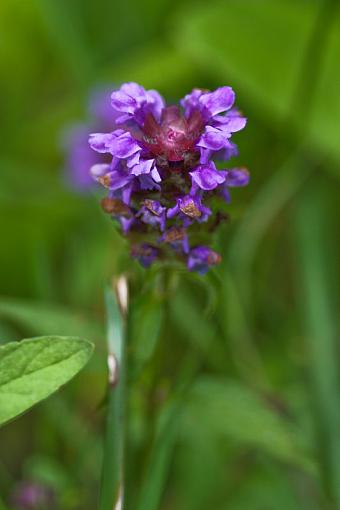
[187,246,222,275]
[11,481,55,510]
[131,243,159,267]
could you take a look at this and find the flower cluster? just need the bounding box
[89,83,249,274]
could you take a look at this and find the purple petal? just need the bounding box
[199,147,212,164]
[89,132,116,153]
[223,142,239,160]
[121,82,146,97]
[101,169,132,190]
[138,174,161,190]
[199,87,235,117]
[221,186,231,203]
[167,203,180,218]
[115,113,131,124]
[214,111,247,133]
[111,132,141,158]
[225,168,250,187]
[90,163,111,180]
[111,83,165,123]
[122,183,134,204]
[151,166,161,182]
[131,158,154,176]
[111,90,138,114]
[183,235,190,254]
[197,126,231,151]
[121,216,135,234]
[126,151,141,168]
[187,246,221,274]
[131,243,159,267]
[180,88,205,116]
[190,163,226,191]
[146,90,165,120]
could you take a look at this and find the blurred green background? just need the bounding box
[1,0,340,508]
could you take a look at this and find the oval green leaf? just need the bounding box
[0,336,94,426]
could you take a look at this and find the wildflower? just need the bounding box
[10,481,55,510]
[62,87,118,192]
[131,243,159,268]
[89,83,249,273]
[187,246,222,275]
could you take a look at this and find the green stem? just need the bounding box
[99,277,128,510]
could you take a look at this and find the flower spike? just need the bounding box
[89,83,249,273]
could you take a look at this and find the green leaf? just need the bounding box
[0,336,94,426]
[294,182,340,505]
[227,151,313,308]
[177,0,340,169]
[182,377,316,473]
[225,461,308,510]
[137,401,181,510]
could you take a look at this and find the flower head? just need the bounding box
[89,82,249,273]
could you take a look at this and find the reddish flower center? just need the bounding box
[142,106,204,162]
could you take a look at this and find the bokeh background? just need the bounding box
[1,0,340,508]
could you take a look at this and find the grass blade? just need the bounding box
[294,182,340,505]
[136,400,180,510]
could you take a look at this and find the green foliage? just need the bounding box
[137,400,182,510]
[0,298,102,340]
[182,377,315,472]
[177,0,340,168]
[295,183,340,506]
[0,336,93,426]
[1,0,340,508]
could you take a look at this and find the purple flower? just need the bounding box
[62,87,119,192]
[187,246,222,275]
[11,481,55,510]
[161,226,190,254]
[89,83,249,273]
[190,161,226,191]
[167,195,211,225]
[137,199,167,231]
[221,167,250,202]
[181,86,235,120]
[111,82,165,125]
[63,124,99,190]
[131,243,159,267]
[90,162,134,193]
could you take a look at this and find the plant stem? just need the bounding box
[99,276,128,510]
